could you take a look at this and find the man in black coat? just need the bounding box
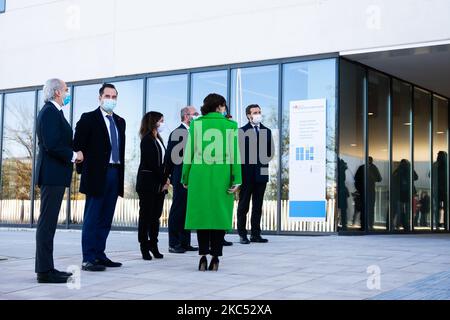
[165,106,199,253]
[35,79,84,283]
[237,104,275,244]
[354,156,382,231]
[73,83,126,271]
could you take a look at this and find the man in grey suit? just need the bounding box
[35,79,84,283]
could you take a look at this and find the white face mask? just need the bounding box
[101,99,117,113]
[252,114,262,124]
[157,122,166,133]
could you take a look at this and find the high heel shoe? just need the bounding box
[198,256,207,271]
[149,244,164,259]
[208,256,219,271]
[140,246,152,261]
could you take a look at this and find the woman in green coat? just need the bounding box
[181,93,242,271]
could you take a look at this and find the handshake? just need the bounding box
[75,151,84,164]
[161,178,170,192]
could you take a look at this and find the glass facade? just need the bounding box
[0,56,448,235]
[0,91,35,225]
[339,58,449,233]
[231,65,280,232]
[282,59,337,232]
[338,60,365,231]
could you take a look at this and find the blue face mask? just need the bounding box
[102,99,117,113]
[63,93,71,106]
[222,111,227,117]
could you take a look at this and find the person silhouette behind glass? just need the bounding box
[417,191,430,227]
[338,158,350,231]
[354,156,382,231]
[391,159,418,231]
[432,151,448,229]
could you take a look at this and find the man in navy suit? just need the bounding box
[74,83,126,272]
[35,79,84,283]
[165,106,199,253]
[237,104,275,244]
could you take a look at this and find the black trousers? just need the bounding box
[168,182,191,248]
[237,182,267,237]
[138,191,165,248]
[35,185,66,273]
[197,230,225,257]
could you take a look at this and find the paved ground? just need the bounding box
[0,228,450,300]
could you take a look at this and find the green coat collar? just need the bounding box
[202,112,225,119]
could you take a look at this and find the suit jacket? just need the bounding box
[35,102,74,187]
[73,107,126,197]
[164,124,188,186]
[136,133,166,194]
[239,122,274,184]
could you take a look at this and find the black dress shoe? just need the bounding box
[208,256,220,271]
[37,270,69,284]
[140,245,152,260]
[183,245,199,252]
[169,246,186,254]
[82,261,106,272]
[250,236,268,243]
[223,239,233,246]
[95,258,122,268]
[149,245,164,259]
[198,256,208,271]
[239,236,250,244]
[52,269,73,277]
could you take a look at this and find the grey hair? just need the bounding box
[43,79,65,103]
[180,106,193,121]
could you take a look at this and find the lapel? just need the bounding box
[47,102,72,132]
[242,122,252,132]
[113,112,125,150]
[94,107,111,149]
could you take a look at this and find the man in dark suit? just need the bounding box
[35,79,84,283]
[73,83,126,271]
[165,106,199,253]
[237,104,274,244]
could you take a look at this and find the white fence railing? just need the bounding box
[0,198,336,232]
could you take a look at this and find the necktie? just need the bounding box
[106,115,120,163]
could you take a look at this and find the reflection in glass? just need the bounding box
[282,59,337,232]
[413,88,431,231]
[230,65,279,232]
[338,60,365,231]
[147,75,188,144]
[1,92,35,225]
[191,71,227,109]
[147,74,188,227]
[367,71,389,231]
[391,80,413,231]
[432,96,448,230]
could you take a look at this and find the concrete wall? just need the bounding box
[1,0,449,90]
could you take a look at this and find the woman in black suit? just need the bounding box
[136,111,169,260]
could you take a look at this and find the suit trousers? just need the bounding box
[138,191,165,248]
[197,230,225,257]
[237,182,267,237]
[35,185,66,273]
[82,167,119,263]
[168,182,191,249]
